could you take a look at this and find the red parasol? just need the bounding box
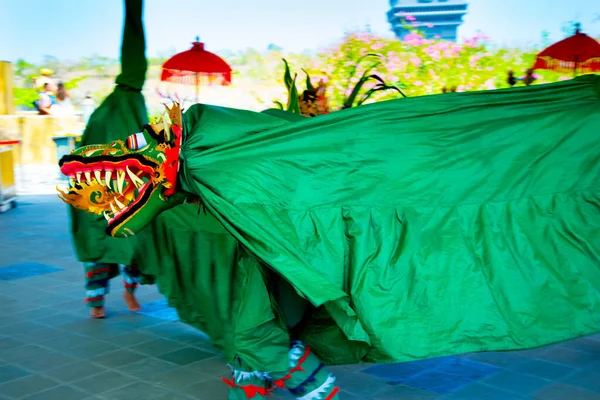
[532,25,600,76]
[160,37,232,102]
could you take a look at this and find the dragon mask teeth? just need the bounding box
[56,162,155,222]
[57,102,184,238]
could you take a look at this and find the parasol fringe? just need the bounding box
[161,68,232,86]
[533,56,600,74]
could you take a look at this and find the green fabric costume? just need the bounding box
[131,76,600,396]
[59,0,600,397]
[136,205,339,398]
[67,0,147,305]
[63,1,340,397]
[158,76,600,361]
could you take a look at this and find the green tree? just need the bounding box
[13,75,88,110]
[540,30,551,48]
[561,21,579,37]
[13,58,39,88]
[42,55,62,76]
[12,58,39,109]
[80,54,117,77]
[267,44,283,52]
[13,88,39,109]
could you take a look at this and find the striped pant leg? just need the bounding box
[121,264,142,294]
[272,341,340,400]
[222,341,340,400]
[222,358,273,400]
[84,262,118,308]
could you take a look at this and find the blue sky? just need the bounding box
[1,0,599,63]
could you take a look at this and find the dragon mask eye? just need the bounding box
[126,133,148,150]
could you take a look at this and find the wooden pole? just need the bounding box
[0,62,15,115]
[195,73,200,103]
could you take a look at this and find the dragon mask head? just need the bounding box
[57,103,188,238]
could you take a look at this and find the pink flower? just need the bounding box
[386,53,401,69]
[476,31,490,41]
[462,36,484,48]
[403,32,425,46]
[404,73,411,79]
[406,15,416,21]
[426,23,434,28]
[387,53,400,63]
[469,55,482,67]
[558,76,572,81]
[414,80,423,86]
[362,80,376,91]
[372,42,384,51]
[357,32,372,43]
[434,34,441,39]
[483,78,496,90]
[409,56,423,67]
[423,46,441,61]
[423,46,437,56]
[443,50,456,58]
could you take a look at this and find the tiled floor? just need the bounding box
[1,170,600,399]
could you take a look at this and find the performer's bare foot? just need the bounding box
[123,292,141,312]
[90,306,106,319]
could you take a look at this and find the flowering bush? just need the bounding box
[228,27,577,111]
[13,24,582,113]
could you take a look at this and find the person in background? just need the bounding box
[53,82,76,115]
[81,93,96,125]
[67,0,147,319]
[33,68,55,91]
[523,69,536,86]
[85,263,142,318]
[37,82,56,115]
